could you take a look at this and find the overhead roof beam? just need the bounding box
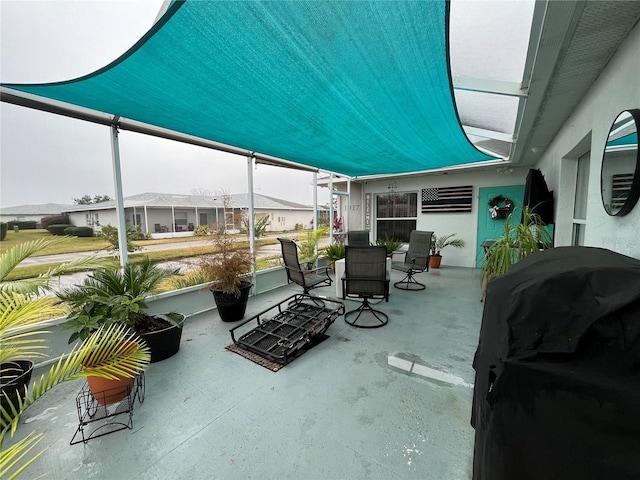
[463,125,515,143]
[452,77,528,98]
[0,87,319,173]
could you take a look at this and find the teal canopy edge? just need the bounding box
[3,0,496,177]
[607,132,638,148]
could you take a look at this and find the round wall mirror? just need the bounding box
[600,109,640,216]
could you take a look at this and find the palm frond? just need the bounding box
[0,431,46,480]
[0,294,62,363]
[1,323,150,435]
[0,237,104,296]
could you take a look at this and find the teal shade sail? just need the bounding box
[3,0,495,176]
[607,132,638,148]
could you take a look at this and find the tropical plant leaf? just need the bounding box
[0,431,46,480]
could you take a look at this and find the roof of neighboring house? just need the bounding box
[62,192,326,213]
[0,203,74,216]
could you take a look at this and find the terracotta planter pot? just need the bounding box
[84,341,139,405]
[430,255,442,269]
[86,375,134,406]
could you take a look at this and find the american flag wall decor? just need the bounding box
[421,186,473,213]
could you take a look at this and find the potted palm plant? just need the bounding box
[480,207,552,301]
[1,237,104,411]
[323,243,346,270]
[0,237,148,479]
[200,205,253,322]
[376,235,403,256]
[298,226,329,269]
[429,233,465,268]
[59,258,184,363]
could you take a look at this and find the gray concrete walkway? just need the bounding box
[9,266,483,479]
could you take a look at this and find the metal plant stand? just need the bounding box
[70,373,145,445]
[230,294,344,364]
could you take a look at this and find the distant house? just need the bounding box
[0,203,73,227]
[63,192,327,237]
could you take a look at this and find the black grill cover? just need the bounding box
[472,247,640,480]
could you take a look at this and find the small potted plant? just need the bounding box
[199,199,253,322]
[59,258,184,363]
[480,207,552,301]
[1,237,104,410]
[376,235,403,256]
[323,243,346,271]
[298,226,329,269]
[429,233,465,269]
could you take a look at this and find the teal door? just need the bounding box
[476,185,525,267]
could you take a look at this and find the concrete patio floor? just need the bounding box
[10,266,485,479]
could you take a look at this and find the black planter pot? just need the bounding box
[211,281,252,322]
[138,313,185,363]
[1,359,34,410]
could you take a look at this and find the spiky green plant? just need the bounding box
[376,236,403,255]
[431,233,465,256]
[0,238,149,478]
[480,207,552,300]
[323,243,346,265]
[58,258,179,343]
[1,237,105,364]
[0,324,150,478]
[298,226,329,266]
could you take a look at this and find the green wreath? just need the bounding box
[488,195,514,220]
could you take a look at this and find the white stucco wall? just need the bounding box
[354,167,531,268]
[535,22,640,259]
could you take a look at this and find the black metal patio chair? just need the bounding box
[347,230,371,247]
[392,230,433,290]
[278,238,332,295]
[342,245,390,328]
[347,230,372,247]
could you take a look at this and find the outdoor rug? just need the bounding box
[225,335,330,372]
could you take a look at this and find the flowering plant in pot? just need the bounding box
[429,233,465,268]
[200,216,253,322]
[58,258,184,363]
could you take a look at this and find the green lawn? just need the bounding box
[2,232,304,281]
[0,229,110,255]
[0,229,228,256]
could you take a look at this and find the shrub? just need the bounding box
[0,223,7,241]
[323,243,346,264]
[193,225,210,236]
[240,215,270,238]
[7,220,37,230]
[47,224,74,236]
[63,226,94,237]
[41,214,70,230]
[99,224,141,252]
[294,223,304,231]
[131,227,151,240]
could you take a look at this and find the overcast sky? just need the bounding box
[0,1,327,208]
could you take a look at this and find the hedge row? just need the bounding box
[0,223,6,241]
[41,214,70,230]
[64,226,94,237]
[47,224,74,236]
[6,220,37,230]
